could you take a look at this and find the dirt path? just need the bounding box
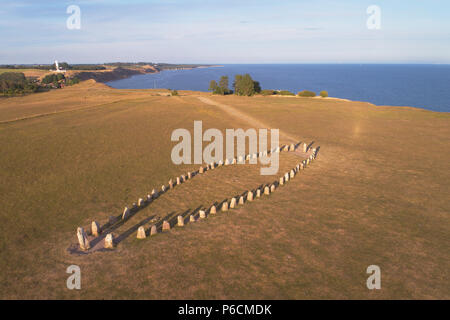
[197,96,301,144]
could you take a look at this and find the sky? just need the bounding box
[0,0,449,64]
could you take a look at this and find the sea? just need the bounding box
[106,64,450,112]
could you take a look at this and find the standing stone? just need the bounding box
[246,154,250,160]
[290,170,295,178]
[77,227,90,251]
[104,233,114,249]
[300,163,304,170]
[199,210,206,219]
[303,143,307,153]
[256,189,261,198]
[275,147,280,153]
[161,185,166,192]
[169,179,174,188]
[150,225,158,236]
[289,144,295,151]
[177,215,184,226]
[137,226,146,239]
[225,158,230,166]
[91,221,101,237]
[307,158,310,165]
[279,177,284,185]
[270,184,276,192]
[176,177,181,185]
[162,220,171,231]
[151,189,157,198]
[264,186,270,195]
[230,197,237,208]
[247,191,254,202]
[218,160,223,166]
[221,201,229,211]
[239,196,245,205]
[210,205,217,214]
[285,173,289,182]
[189,215,196,223]
[199,166,204,173]
[187,172,192,179]
[122,207,130,220]
[238,155,244,163]
[210,162,215,169]
[147,194,152,201]
[232,158,237,165]
[138,198,145,207]
[296,164,300,171]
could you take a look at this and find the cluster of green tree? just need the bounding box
[233,74,261,96]
[297,90,328,97]
[209,76,232,95]
[209,74,262,96]
[41,73,66,85]
[297,90,316,97]
[0,72,38,96]
[69,64,106,70]
[261,90,295,96]
[41,73,80,87]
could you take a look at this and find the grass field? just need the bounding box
[0,82,448,299]
[0,68,50,79]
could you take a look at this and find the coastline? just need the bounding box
[72,64,222,83]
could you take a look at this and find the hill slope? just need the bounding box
[0,83,448,299]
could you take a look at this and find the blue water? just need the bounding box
[107,64,450,112]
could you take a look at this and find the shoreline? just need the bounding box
[100,82,447,114]
[71,64,221,83]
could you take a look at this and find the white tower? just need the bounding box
[55,60,60,71]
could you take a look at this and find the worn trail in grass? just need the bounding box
[0,83,448,299]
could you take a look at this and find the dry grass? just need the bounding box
[0,82,448,299]
[0,68,50,79]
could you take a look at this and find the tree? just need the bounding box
[320,90,328,98]
[0,72,38,95]
[298,90,316,97]
[209,80,218,92]
[42,73,66,85]
[233,75,243,95]
[253,81,261,94]
[218,76,229,95]
[233,73,260,96]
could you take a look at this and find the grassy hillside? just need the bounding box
[0,82,448,299]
